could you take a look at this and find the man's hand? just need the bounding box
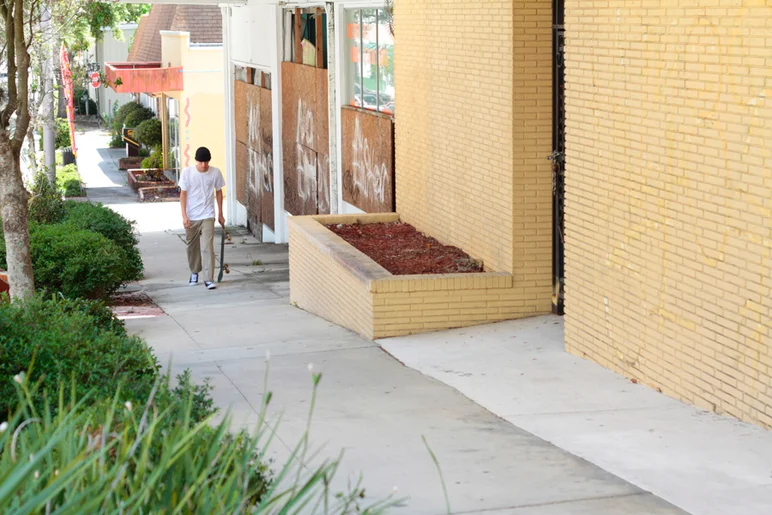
[183,216,191,229]
[218,213,225,227]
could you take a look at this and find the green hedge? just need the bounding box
[0,295,157,417]
[62,201,143,282]
[28,172,65,225]
[112,102,143,132]
[29,224,129,299]
[134,118,162,148]
[109,133,124,148]
[0,294,270,512]
[141,145,162,169]
[111,102,154,138]
[56,164,84,198]
[2,186,144,299]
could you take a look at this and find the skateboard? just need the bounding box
[218,227,231,282]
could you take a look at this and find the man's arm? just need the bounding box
[180,190,190,228]
[216,189,225,227]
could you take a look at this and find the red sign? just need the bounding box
[59,43,77,157]
[90,71,100,88]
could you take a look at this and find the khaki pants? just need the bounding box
[185,218,215,282]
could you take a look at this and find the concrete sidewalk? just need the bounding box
[78,127,687,514]
[381,319,772,515]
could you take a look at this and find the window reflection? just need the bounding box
[344,8,394,115]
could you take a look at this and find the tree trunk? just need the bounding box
[53,44,67,119]
[0,133,35,299]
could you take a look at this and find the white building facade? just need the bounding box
[219,0,396,242]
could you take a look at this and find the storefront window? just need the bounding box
[345,7,394,115]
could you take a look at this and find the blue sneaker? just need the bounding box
[189,273,198,286]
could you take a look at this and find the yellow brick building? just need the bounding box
[563,1,772,428]
[289,0,771,428]
[391,0,771,428]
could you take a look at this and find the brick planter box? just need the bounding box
[138,185,180,202]
[289,214,519,340]
[119,157,143,171]
[127,169,173,191]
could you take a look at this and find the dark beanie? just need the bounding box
[195,147,211,162]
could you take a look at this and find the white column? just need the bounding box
[221,6,244,226]
[325,1,339,214]
[271,5,287,243]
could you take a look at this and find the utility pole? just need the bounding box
[41,4,56,184]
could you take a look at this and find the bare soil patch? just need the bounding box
[109,290,165,319]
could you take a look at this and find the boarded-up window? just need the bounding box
[341,107,394,213]
[234,67,274,233]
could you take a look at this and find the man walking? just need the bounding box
[180,147,226,290]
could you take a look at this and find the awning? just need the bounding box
[104,62,183,94]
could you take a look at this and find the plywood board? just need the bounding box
[315,68,330,214]
[247,147,262,231]
[341,107,395,213]
[282,62,328,216]
[235,141,248,205]
[260,88,275,230]
[246,83,262,151]
[234,80,248,145]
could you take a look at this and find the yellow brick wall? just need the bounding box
[289,221,375,339]
[394,0,515,274]
[372,274,519,338]
[512,0,554,310]
[563,1,772,427]
[394,0,553,316]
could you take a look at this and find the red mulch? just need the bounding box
[327,222,483,275]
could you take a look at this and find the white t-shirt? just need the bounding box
[178,166,225,221]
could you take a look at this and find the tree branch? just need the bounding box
[1,0,17,128]
[11,0,30,154]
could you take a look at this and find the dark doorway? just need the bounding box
[551,0,566,315]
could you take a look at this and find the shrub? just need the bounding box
[62,201,143,281]
[55,118,71,149]
[109,133,124,148]
[56,163,84,197]
[62,179,84,197]
[77,95,97,115]
[134,117,162,148]
[29,224,128,298]
[112,102,144,134]
[141,145,164,169]
[28,172,64,225]
[0,369,403,514]
[0,295,218,422]
[122,105,154,129]
[0,294,158,417]
[0,380,269,513]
